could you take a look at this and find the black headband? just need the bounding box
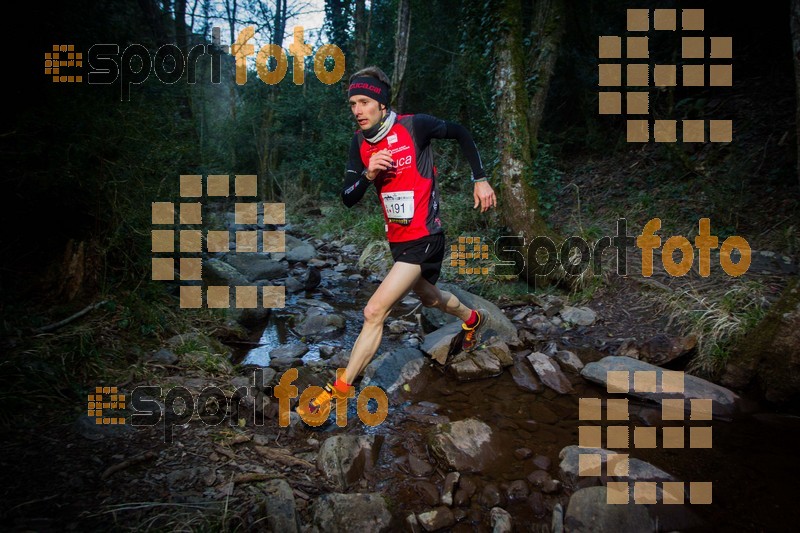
[348,77,390,106]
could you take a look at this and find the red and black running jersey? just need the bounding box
[342,114,486,243]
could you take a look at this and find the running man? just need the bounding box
[298,66,497,417]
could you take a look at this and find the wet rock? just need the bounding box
[284,276,304,293]
[357,240,393,279]
[225,254,287,281]
[205,258,249,286]
[270,343,309,359]
[554,350,584,373]
[558,446,676,489]
[559,306,597,326]
[526,315,560,335]
[421,283,520,345]
[334,263,348,272]
[406,513,422,533]
[408,454,434,477]
[148,347,178,365]
[388,319,417,334]
[527,492,546,518]
[259,478,299,533]
[513,308,533,321]
[285,235,317,263]
[616,338,640,359]
[428,418,494,473]
[298,298,335,312]
[441,472,460,506]
[317,435,381,490]
[448,349,503,381]
[551,503,564,533]
[310,493,391,533]
[269,357,304,372]
[295,308,346,339]
[581,356,740,417]
[452,508,467,522]
[510,357,543,393]
[421,321,465,365]
[526,352,573,394]
[638,333,697,366]
[251,367,277,390]
[479,483,504,508]
[533,455,551,471]
[318,345,338,359]
[327,350,351,369]
[490,507,513,532]
[484,339,514,366]
[526,470,560,493]
[453,476,476,507]
[361,347,426,394]
[417,507,455,531]
[564,486,654,533]
[514,447,532,460]
[413,481,440,506]
[506,479,529,501]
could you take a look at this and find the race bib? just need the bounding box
[381,190,414,225]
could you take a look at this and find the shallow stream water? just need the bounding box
[232,274,800,531]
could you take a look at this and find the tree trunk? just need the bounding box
[791,0,800,187]
[174,0,188,51]
[354,0,366,70]
[391,0,411,112]
[494,0,558,285]
[526,0,566,155]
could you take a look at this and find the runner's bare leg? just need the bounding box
[343,261,423,384]
[412,277,472,321]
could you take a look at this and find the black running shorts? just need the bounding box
[389,233,445,284]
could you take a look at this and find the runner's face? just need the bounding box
[349,95,384,131]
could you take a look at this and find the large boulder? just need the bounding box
[564,486,655,533]
[421,284,519,344]
[558,446,677,489]
[581,356,740,417]
[428,418,494,473]
[310,493,392,533]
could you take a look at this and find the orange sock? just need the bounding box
[465,309,479,328]
[333,378,352,393]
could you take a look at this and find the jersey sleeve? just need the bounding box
[342,134,372,207]
[413,114,487,181]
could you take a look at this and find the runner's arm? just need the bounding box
[342,135,371,207]
[415,114,487,181]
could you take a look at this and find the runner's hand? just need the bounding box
[366,149,393,180]
[473,181,497,213]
